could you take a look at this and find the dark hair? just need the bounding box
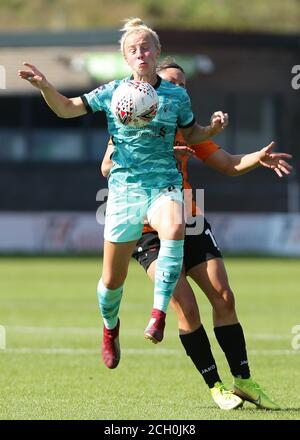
[157,57,185,74]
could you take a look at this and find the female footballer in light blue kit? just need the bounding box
[18,18,227,369]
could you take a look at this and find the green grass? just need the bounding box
[0,257,299,420]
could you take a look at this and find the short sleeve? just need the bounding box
[81,81,117,113]
[192,140,220,161]
[177,89,195,128]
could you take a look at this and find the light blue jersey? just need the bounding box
[82,76,195,188]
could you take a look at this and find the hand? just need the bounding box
[258,141,293,177]
[18,62,48,90]
[173,145,196,160]
[210,111,228,135]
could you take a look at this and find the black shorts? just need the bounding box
[132,217,223,273]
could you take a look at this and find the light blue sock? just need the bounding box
[153,239,184,313]
[97,278,123,329]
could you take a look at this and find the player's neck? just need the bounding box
[133,73,158,86]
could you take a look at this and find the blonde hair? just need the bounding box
[120,18,161,56]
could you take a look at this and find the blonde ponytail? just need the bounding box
[120,18,145,32]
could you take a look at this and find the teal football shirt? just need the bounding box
[82,76,195,188]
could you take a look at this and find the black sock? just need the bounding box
[214,323,250,379]
[180,325,221,388]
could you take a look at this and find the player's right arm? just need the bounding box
[18,62,87,118]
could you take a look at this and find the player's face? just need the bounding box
[124,32,160,77]
[159,68,186,88]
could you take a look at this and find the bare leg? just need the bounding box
[188,258,238,327]
[101,239,138,289]
[150,199,185,240]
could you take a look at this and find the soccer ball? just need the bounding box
[111,80,159,127]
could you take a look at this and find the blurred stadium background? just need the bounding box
[0,0,300,421]
[0,0,299,255]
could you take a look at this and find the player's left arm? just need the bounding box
[205,141,293,177]
[101,141,114,177]
[181,111,228,144]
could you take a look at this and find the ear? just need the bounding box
[156,47,161,59]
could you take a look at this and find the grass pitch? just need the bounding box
[0,256,299,420]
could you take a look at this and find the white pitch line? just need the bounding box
[6,326,98,334]
[248,349,300,356]
[5,326,293,340]
[2,347,180,356]
[1,347,299,356]
[3,347,98,355]
[247,334,292,341]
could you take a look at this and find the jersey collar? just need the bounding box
[129,75,161,89]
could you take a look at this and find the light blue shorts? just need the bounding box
[104,185,183,243]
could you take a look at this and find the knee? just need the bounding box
[215,287,236,315]
[161,224,184,240]
[170,225,184,240]
[101,273,126,290]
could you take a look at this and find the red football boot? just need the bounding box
[102,319,120,369]
[144,309,166,344]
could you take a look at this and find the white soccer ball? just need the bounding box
[111,80,159,127]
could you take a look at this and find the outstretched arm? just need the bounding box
[205,141,293,177]
[18,62,87,118]
[181,111,228,144]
